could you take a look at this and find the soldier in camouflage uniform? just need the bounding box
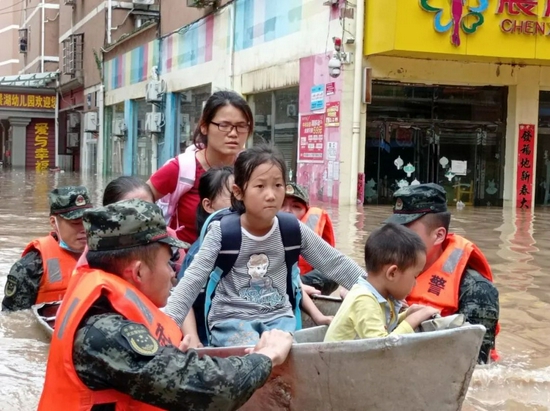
[2,186,92,311]
[384,183,499,364]
[38,199,292,410]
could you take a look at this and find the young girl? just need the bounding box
[165,144,364,347]
[179,166,332,348]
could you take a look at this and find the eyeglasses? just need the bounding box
[210,121,250,134]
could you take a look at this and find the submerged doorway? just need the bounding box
[364,83,507,206]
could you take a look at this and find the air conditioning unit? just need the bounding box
[146,112,163,133]
[64,0,75,5]
[133,0,154,5]
[67,133,79,148]
[112,118,127,136]
[84,112,98,132]
[181,91,192,103]
[68,112,80,129]
[146,79,165,103]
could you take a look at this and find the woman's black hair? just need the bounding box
[193,90,254,149]
[230,144,287,214]
[102,176,154,206]
[196,166,234,232]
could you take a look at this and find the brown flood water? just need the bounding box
[0,168,549,410]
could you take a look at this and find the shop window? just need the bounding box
[250,87,299,179]
[109,102,125,175]
[365,82,507,206]
[179,84,211,152]
[136,99,153,177]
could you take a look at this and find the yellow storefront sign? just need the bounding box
[365,0,550,62]
[0,92,56,109]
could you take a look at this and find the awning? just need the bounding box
[0,72,58,88]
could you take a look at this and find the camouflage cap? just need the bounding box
[384,183,448,225]
[83,199,190,251]
[285,182,309,206]
[49,185,93,220]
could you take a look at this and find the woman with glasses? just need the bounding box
[147,90,253,245]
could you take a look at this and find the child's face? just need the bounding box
[237,162,285,221]
[388,251,426,301]
[281,197,308,220]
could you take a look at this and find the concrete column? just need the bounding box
[123,99,136,175]
[9,118,31,168]
[338,60,360,206]
[503,66,540,209]
[161,92,178,165]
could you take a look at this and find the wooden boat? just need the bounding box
[31,294,343,337]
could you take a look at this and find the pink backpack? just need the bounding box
[157,145,198,227]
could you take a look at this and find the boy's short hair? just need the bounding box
[364,223,426,274]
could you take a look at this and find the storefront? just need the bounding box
[364,0,550,208]
[365,83,507,206]
[0,74,58,170]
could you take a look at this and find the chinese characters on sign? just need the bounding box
[34,122,50,171]
[298,113,325,163]
[325,102,340,127]
[310,85,325,111]
[0,92,56,109]
[497,0,550,35]
[516,124,535,209]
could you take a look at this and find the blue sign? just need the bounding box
[310,84,325,111]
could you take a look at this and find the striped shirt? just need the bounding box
[165,217,364,328]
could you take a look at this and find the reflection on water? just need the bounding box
[1,169,550,410]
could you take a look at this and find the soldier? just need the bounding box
[38,199,292,410]
[2,186,92,311]
[384,183,500,364]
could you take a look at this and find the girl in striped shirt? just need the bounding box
[165,144,365,347]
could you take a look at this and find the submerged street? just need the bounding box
[1,169,550,410]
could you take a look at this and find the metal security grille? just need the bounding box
[62,34,84,77]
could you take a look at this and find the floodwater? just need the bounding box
[0,169,549,410]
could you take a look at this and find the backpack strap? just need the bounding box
[276,212,303,329]
[203,211,242,343]
[157,145,197,225]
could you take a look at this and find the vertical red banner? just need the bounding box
[516,124,535,209]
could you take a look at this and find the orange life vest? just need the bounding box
[22,233,78,304]
[38,268,183,411]
[298,207,336,274]
[406,233,500,361]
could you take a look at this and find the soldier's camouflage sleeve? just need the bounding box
[73,313,273,411]
[458,268,499,364]
[2,250,44,312]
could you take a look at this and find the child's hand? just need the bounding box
[313,314,333,326]
[301,284,321,296]
[417,306,440,321]
[405,304,429,316]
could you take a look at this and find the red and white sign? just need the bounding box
[326,82,336,96]
[325,102,340,127]
[298,113,325,163]
[516,124,535,209]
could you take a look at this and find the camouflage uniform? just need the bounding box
[384,183,500,364]
[2,186,92,312]
[71,199,271,410]
[285,182,339,295]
